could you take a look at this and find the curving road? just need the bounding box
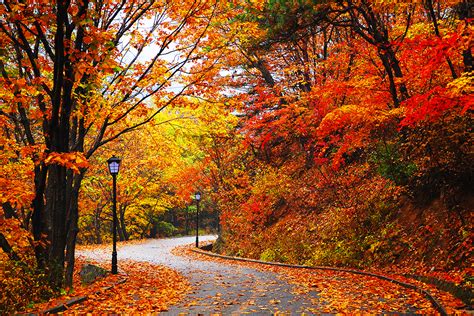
[77,235,320,314]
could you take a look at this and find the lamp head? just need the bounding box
[107,156,121,175]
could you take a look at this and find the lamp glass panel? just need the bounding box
[109,161,120,174]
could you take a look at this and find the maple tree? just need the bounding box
[0,0,220,291]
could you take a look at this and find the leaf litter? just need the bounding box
[173,244,466,314]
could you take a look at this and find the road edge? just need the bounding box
[40,277,127,314]
[191,247,448,316]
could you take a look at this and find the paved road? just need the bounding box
[77,236,320,315]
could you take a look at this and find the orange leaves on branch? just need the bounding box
[44,152,89,174]
[400,84,473,127]
[316,105,398,170]
[0,137,37,209]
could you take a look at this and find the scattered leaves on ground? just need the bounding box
[174,244,467,314]
[25,255,190,314]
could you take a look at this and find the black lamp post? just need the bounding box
[195,191,201,248]
[107,156,121,274]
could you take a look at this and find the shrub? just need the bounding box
[154,221,177,237]
[0,258,53,313]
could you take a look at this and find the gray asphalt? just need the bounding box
[77,235,321,315]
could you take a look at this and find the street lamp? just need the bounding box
[107,156,121,274]
[195,192,201,248]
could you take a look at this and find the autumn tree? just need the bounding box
[78,108,205,244]
[0,0,219,289]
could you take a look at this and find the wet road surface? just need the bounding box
[77,236,320,315]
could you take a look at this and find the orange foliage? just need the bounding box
[191,0,473,290]
[44,152,90,174]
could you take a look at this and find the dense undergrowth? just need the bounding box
[0,221,53,313]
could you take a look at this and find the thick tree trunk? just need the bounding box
[64,173,84,288]
[37,0,79,289]
[44,164,68,290]
[31,164,48,271]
